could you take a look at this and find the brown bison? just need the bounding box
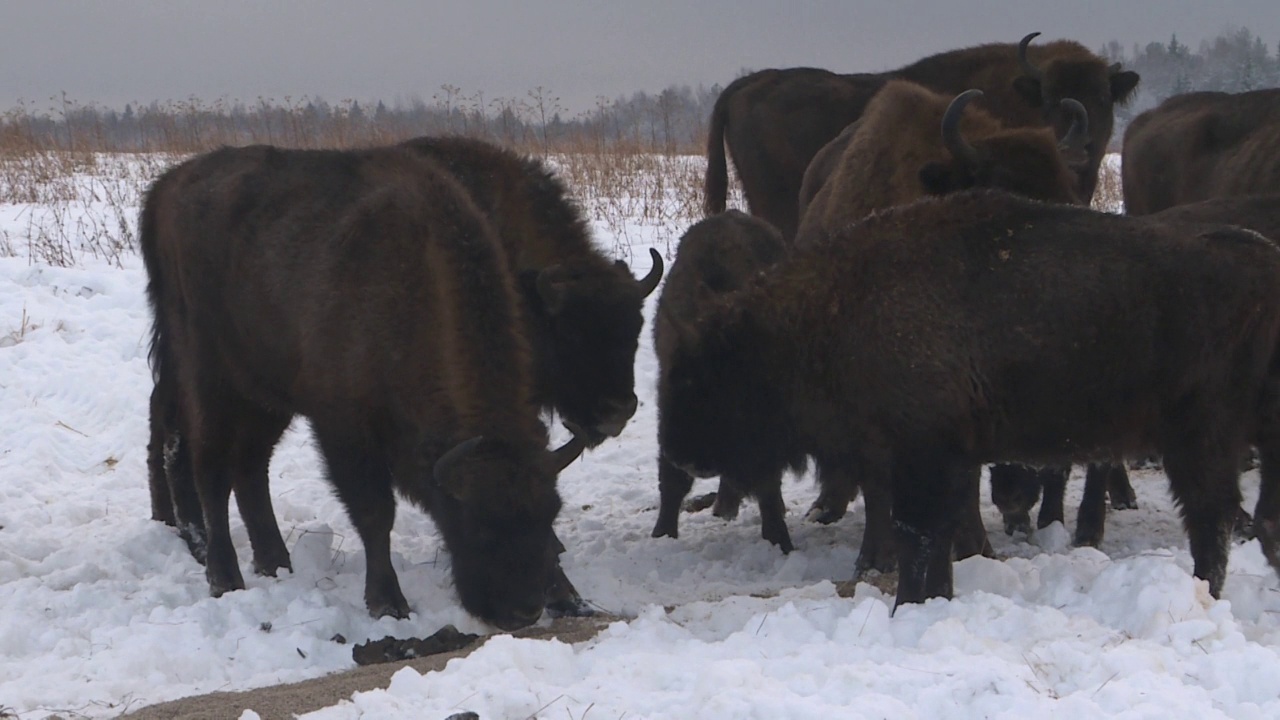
[659,189,1280,608]
[991,194,1280,543]
[142,144,588,629]
[706,32,1140,240]
[148,137,662,618]
[1122,89,1280,215]
[795,80,1089,243]
[651,210,792,547]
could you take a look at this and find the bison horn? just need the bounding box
[637,248,664,298]
[433,435,486,488]
[1057,98,1089,155]
[550,422,588,473]
[1018,32,1045,82]
[941,89,983,169]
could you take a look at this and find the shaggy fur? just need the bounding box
[1122,89,1280,215]
[706,33,1139,240]
[660,189,1280,609]
[142,145,582,629]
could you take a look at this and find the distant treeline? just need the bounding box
[1101,27,1280,130]
[0,84,723,155]
[2,27,1277,156]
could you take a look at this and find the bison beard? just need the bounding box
[141,144,588,629]
[659,189,1280,609]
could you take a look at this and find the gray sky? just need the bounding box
[2,1,1277,115]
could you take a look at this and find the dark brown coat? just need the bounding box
[1122,89,1280,215]
[660,189,1280,609]
[650,210,792,547]
[142,144,583,629]
[706,33,1140,240]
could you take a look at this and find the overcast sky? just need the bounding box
[2,1,1277,115]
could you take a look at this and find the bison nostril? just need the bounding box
[608,394,638,419]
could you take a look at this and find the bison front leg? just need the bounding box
[1105,463,1139,510]
[753,480,794,553]
[314,429,410,619]
[891,453,969,610]
[652,457,694,539]
[544,532,595,618]
[853,478,896,577]
[806,466,859,525]
[1075,463,1111,547]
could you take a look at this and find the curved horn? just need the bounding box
[637,248,664,298]
[1018,32,1045,81]
[433,436,485,485]
[1057,98,1089,153]
[941,89,983,169]
[550,422,588,473]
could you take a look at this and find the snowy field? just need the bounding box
[1,155,1279,719]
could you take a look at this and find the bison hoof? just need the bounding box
[1073,530,1103,548]
[651,521,678,539]
[1110,497,1139,511]
[1002,512,1032,537]
[252,557,293,578]
[805,504,847,525]
[682,492,718,514]
[367,599,412,621]
[1234,509,1255,542]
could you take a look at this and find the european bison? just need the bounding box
[795,81,1089,243]
[992,194,1280,542]
[149,137,662,618]
[1122,89,1280,215]
[142,144,586,629]
[659,189,1280,608]
[706,32,1139,240]
[650,210,792,547]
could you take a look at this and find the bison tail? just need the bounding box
[138,182,170,385]
[704,84,733,217]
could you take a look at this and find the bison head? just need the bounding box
[522,248,663,447]
[919,89,1086,206]
[657,301,794,482]
[1012,31,1140,199]
[427,431,584,630]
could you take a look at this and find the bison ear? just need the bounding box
[919,162,957,196]
[1110,70,1140,104]
[531,266,570,316]
[433,436,485,501]
[1012,76,1043,108]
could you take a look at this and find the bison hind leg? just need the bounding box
[1163,443,1244,599]
[652,457,694,539]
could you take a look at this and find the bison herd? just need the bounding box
[142,31,1280,628]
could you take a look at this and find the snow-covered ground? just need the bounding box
[1,155,1278,719]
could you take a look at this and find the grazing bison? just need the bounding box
[795,81,1089,243]
[660,189,1280,608]
[992,194,1280,542]
[149,136,662,617]
[142,144,587,629]
[1122,89,1280,215]
[706,32,1139,240]
[651,210,793,547]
